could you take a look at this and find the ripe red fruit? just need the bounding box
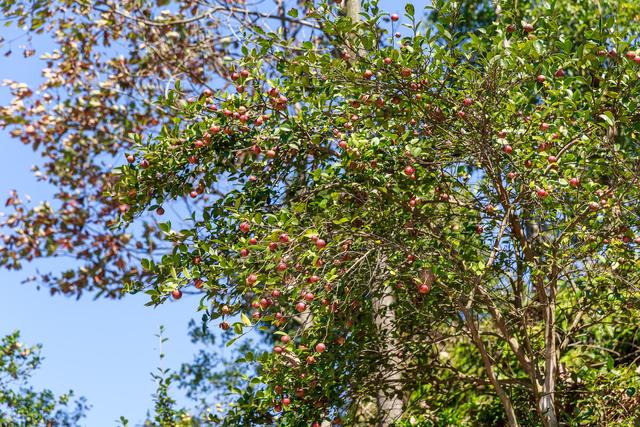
[498,130,508,138]
[271,289,281,298]
[240,69,249,78]
[506,24,516,33]
[540,122,550,131]
[140,159,150,169]
[523,23,534,33]
[194,256,202,265]
[363,70,374,80]
[404,165,415,176]
[315,342,326,353]
[268,242,278,252]
[507,171,516,180]
[266,149,277,159]
[306,355,316,364]
[156,207,165,215]
[383,57,392,65]
[418,283,431,294]
[308,275,320,283]
[240,248,249,257]
[246,273,258,286]
[276,262,288,272]
[400,67,412,78]
[171,289,182,300]
[236,85,245,93]
[536,188,549,198]
[338,140,348,149]
[536,74,546,83]
[194,279,204,289]
[279,233,290,243]
[126,154,135,163]
[251,144,262,155]
[274,346,283,354]
[230,72,240,81]
[220,321,230,330]
[189,190,198,198]
[390,13,399,22]
[249,237,258,245]
[457,110,466,119]
[275,385,284,394]
[463,97,473,106]
[547,155,557,163]
[554,68,565,78]
[282,397,291,406]
[239,222,251,233]
[274,404,282,413]
[407,254,416,263]
[315,239,326,249]
[503,145,513,154]
[281,335,290,344]
[295,302,307,312]
[524,160,533,168]
[304,292,315,302]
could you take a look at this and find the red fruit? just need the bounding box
[457,110,466,118]
[536,75,546,83]
[140,159,150,169]
[338,140,348,149]
[390,13,399,22]
[171,289,182,300]
[126,154,135,163]
[281,335,290,344]
[507,171,516,180]
[266,149,277,159]
[463,97,473,106]
[275,385,284,394]
[383,57,392,65]
[221,305,231,315]
[308,275,320,283]
[236,85,245,93]
[194,140,204,149]
[276,262,288,272]
[274,346,283,354]
[306,355,316,364]
[194,279,204,289]
[274,404,282,413]
[547,155,557,163]
[363,70,374,80]
[252,311,261,320]
[282,397,291,406]
[271,289,281,298]
[407,254,416,263]
[295,302,307,312]
[498,130,508,138]
[304,292,315,302]
[240,248,249,257]
[279,233,290,243]
[503,145,513,154]
[523,23,534,33]
[249,237,258,245]
[268,242,278,252]
[315,239,326,249]
[188,155,197,164]
[506,24,516,33]
[569,177,580,187]
[240,222,251,233]
[194,256,202,265]
[246,273,258,286]
[635,57,640,64]
[251,144,262,155]
[220,321,230,330]
[404,165,415,176]
[315,342,326,353]
[524,159,533,168]
[536,188,549,198]
[554,68,565,78]
[418,283,431,294]
[400,67,412,78]
[240,69,249,78]
[189,190,198,198]
[209,125,220,134]
[156,207,165,215]
[540,122,550,131]
[230,72,240,81]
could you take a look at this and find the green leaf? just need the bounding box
[241,312,252,326]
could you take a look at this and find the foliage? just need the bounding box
[0,331,88,426]
[115,0,640,426]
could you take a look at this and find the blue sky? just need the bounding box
[0,1,428,425]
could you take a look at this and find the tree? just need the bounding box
[115,0,640,425]
[0,0,321,298]
[0,331,88,425]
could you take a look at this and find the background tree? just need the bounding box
[115,0,640,426]
[0,331,88,426]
